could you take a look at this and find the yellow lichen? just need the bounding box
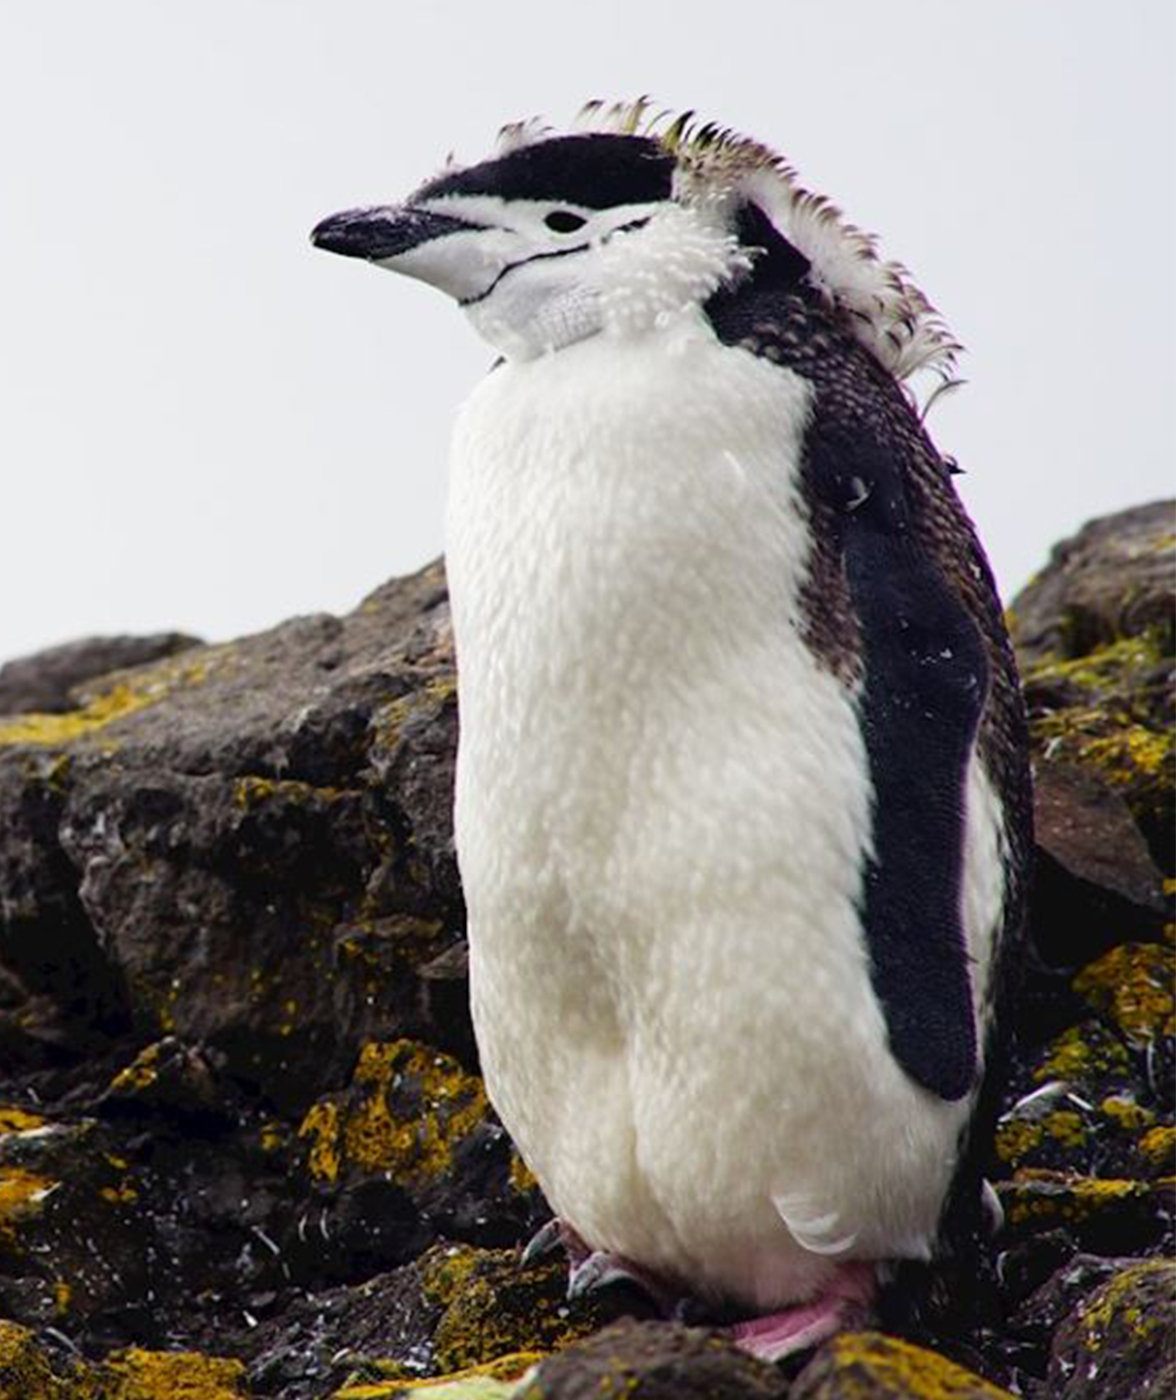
[0,1106,45,1135]
[258,1121,285,1154]
[413,1246,601,1378]
[1099,1095,1156,1132]
[299,1041,488,1192]
[1043,1110,1088,1147]
[298,1100,342,1184]
[102,1347,247,1399]
[994,1118,1043,1164]
[1139,1125,1176,1168]
[421,1244,482,1308]
[1001,1171,1149,1226]
[371,676,458,751]
[332,1352,541,1398]
[820,1331,1017,1399]
[0,1319,64,1400]
[100,1182,139,1205]
[1034,1022,1130,1083]
[0,1168,56,1240]
[1076,1260,1173,1352]
[234,776,344,810]
[508,1153,538,1197]
[0,682,158,747]
[109,1043,163,1095]
[1074,943,1176,1047]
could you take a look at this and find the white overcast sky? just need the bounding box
[2,2,1173,665]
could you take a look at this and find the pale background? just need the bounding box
[2,1,1173,664]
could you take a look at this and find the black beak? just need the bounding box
[310,205,475,261]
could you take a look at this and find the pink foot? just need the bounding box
[726,1262,877,1362]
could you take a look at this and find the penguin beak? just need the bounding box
[311,205,476,263]
[312,203,502,303]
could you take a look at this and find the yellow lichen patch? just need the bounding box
[333,1353,540,1399]
[994,1118,1043,1164]
[102,1347,248,1399]
[109,1042,164,1095]
[258,1121,285,1154]
[298,1100,342,1184]
[370,676,458,751]
[299,1041,489,1193]
[820,1331,1017,1399]
[1000,1170,1149,1228]
[0,1106,45,1135]
[420,1244,482,1308]
[233,775,344,810]
[100,1181,139,1205]
[0,1319,64,1400]
[1074,1260,1173,1353]
[1024,635,1168,692]
[0,1168,56,1240]
[1099,1095,1156,1132]
[0,682,157,746]
[508,1152,538,1197]
[1074,943,1176,1047]
[1139,1125,1176,1169]
[418,1247,598,1376]
[1042,1110,1088,1148]
[0,648,231,749]
[1033,1022,1130,1084]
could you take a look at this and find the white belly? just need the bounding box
[444,317,976,1310]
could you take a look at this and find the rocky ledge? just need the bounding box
[0,502,1171,1400]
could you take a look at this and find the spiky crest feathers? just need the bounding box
[478,99,960,384]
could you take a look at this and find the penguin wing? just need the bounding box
[814,408,989,1102]
[705,227,995,1101]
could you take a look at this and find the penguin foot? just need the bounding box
[725,1261,876,1362]
[520,1218,684,1313]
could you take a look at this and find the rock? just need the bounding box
[0,633,202,717]
[0,503,1170,1397]
[1047,1259,1176,1399]
[1012,501,1175,867]
[515,1319,791,1399]
[1030,764,1166,967]
[1010,501,1175,667]
[790,1332,1018,1399]
[241,1244,621,1400]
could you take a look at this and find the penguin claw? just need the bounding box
[520,1217,565,1267]
[567,1249,648,1301]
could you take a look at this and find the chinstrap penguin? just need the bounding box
[312,100,1032,1360]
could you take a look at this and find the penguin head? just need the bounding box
[312,128,754,361]
[312,101,959,377]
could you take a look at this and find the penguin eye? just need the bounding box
[544,210,588,234]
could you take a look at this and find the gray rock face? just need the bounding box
[0,504,1171,1399]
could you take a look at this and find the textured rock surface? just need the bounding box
[0,501,1172,1398]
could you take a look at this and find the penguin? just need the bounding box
[312,101,1032,1359]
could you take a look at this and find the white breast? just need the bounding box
[444,315,975,1311]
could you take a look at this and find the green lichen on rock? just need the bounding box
[298,1040,489,1192]
[1048,1260,1176,1400]
[332,1356,535,1399]
[0,1320,63,1400]
[1073,942,1176,1048]
[0,648,229,749]
[792,1330,1018,1398]
[1032,1021,1131,1086]
[99,1347,250,1399]
[419,1244,603,1375]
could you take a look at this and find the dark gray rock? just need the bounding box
[0,632,202,716]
